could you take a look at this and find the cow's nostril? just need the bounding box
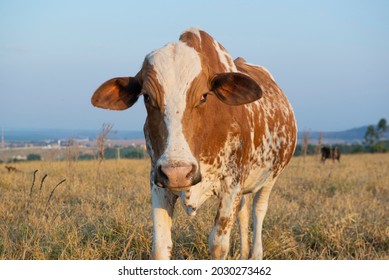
[158,165,168,180]
[186,164,196,179]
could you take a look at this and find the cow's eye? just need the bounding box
[143,94,151,104]
[200,93,208,104]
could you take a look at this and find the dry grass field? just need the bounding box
[0,154,388,260]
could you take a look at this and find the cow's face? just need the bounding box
[91,29,262,191]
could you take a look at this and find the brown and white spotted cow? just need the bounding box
[91,28,297,260]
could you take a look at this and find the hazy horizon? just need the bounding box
[1,122,382,134]
[1,0,388,132]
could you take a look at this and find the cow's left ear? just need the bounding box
[91,77,142,110]
[210,72,262,106]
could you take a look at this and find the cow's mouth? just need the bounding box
[154,177,202,191]
[162,184,192,192]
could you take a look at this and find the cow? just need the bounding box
[321,146,341,163]
[5,166,19,173]
[91,28,297,260]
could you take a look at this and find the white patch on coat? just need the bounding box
[179,174,215,217]
[212,39,237,72]
[147,42,202,167]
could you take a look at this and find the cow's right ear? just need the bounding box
[91,77,142,110]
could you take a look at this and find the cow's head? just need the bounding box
[91,29,262,191]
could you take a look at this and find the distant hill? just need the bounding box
[298,126,389,144]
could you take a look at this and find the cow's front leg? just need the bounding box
[237,195,250,259]
[250,180,275,260]
[150,185,178,260]
[209,185,242,259]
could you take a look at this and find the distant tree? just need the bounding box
[103,147,146,159]
[78,154,94,160]
[103,147,117,159]
[122,147,145,159]
[377,118,387,140]
[96,123,114,162]
[27,153,41,161]
[364,118,388,153]
[364,125,378,146]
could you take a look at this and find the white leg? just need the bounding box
[209,185,242,260]
[150,185,178,260]
[250,180,275,260]
[237,195,250,259]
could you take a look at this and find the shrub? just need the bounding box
[27,153,41,161]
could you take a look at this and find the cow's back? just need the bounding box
[234,58,297,194]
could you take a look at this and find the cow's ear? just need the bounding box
[91,77,141,110]
[210,72,262,106]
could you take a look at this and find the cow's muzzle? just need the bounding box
[155,162,202,190]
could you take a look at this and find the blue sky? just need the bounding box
[1,0,388,132]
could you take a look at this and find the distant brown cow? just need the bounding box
[5,166,20,172]
[321,147,341,163]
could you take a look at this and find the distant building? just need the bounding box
[13,155,27,161]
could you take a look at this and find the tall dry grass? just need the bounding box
[0,154,388,260]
